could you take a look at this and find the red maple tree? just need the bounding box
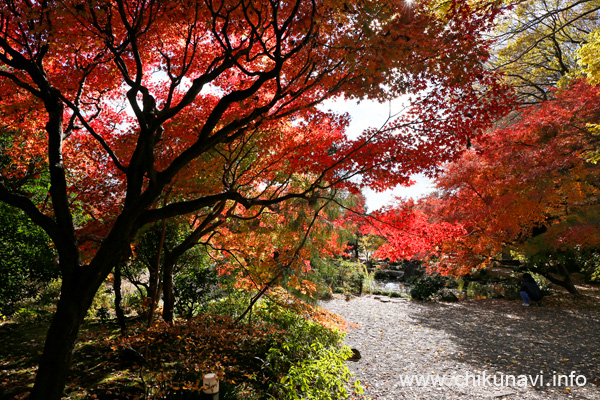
[0,0,509,397]
[377,80,600,292]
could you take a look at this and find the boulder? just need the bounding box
[347,348,361,362]
[439,289,459,302]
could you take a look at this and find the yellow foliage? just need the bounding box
[583,123,600,164]
[578,30,600,85]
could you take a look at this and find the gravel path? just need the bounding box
[322,295,600,400]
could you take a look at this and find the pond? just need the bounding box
[371,279,410,294]
[369,278,519,300]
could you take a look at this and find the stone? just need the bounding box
[374,269,405,281]
[439,289,459,302]
[348,348,361,362]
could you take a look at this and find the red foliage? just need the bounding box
[431,80,600,274]
[362,198,465,266]
[360,80,600,276]
[0,0,511,397]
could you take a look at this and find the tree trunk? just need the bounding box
[160,202,227,323]
[29,216,138,400]
[113,263,127,335]
[162,256,175,323]
[30,281,96,400]
[542,264,579,295]
[147,220,167,327]
[557,263,579,295]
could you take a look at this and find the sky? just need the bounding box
[320,97,436,212]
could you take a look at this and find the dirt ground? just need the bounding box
[322,285,600,400]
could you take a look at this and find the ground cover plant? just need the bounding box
[1,287,360,400]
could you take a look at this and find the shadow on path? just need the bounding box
[407,299,600,390]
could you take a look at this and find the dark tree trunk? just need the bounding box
[162,257,175,323]
[113,263,127,335]
[147,220,167,327]
[30,280,97,399]
[29,213,138,400]
[542,264,579,295]
[147,263,160,319]
[562,278,579,295]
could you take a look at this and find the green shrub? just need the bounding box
[173,264,223,319]
[0,202,59,317]
[502,283,521,300]
[205,289,253,320]
[313,258,369,297]
[256,301,361,400]
[122,290,147,317]
[9,279,61,323]
[87,284,114,320]
[110,293,362,400]
[273,343,356,400]
[466,281,481,298]
[409,274,446,300]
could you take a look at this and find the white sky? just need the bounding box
[320,97,436,212]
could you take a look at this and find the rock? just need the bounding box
[388,270,405,279]
[439,289,459,302]
[402,261,425,280]
[347,348,361,362]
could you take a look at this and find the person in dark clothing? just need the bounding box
[520,273,542,306]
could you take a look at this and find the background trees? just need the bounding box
[431,80,600,292]
[492,0,600,104]
[364,0,600,293]
[0,202,58,318]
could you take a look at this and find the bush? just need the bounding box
[108,290,361,400]
[87,284,114,321]
[310,258,370,297]
[329,259,369,296]
[173,264,223,319]
[257,299,361,400]
[0,203,59,317]
[466,281,481,298]
[122,290,147,317]
[272,342,356,400]
[8,279,61,323]
[409,274,446,300]
[502,283,521,300]
[205,289,253,320]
